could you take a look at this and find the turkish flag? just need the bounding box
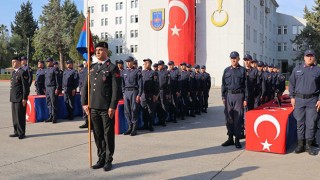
[245,106,294,154]
[168,0,195,65]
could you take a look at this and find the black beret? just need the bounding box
[158,60,165,65]
[180,62,186,66]
[186,64,191,68]
[201,65,206,69]
[20,56,28,60]
[143,58,152,64]
[66,60,73,64]
[53,61,59,65]
[46,57,54,62]
[194,64,200,69]
[78,64,84,67]
[95,41,108,49]
[168,61,174,65]
[153,63,158,67]
[125,56,134,62]
[38,60,45,64]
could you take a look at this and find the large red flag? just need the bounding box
[168,0,195,65]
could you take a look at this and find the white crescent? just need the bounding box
[168,0,189,25]
[27,100,32,113]
[254,114,280,140]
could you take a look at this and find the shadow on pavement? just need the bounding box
[170,166,259,180]
[26,130,87,138]
[115,145,245,169]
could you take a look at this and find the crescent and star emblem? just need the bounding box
[26,100,32,120]
[168,0,189,36]
[211,0,229,27]
[254,114,281,151]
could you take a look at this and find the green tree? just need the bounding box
[69,13,85,64]
[0,25,11,68]
[11,0,38,64]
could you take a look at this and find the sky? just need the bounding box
[0,0,316,33]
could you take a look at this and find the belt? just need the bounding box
[126,87,138,91]
[227,89,243,94]
[295,93,319,99]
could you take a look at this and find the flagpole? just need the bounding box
[86,8,92,168]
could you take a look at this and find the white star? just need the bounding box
[171,25,181,36]
[261,139,272,151]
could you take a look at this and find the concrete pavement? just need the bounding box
[0,81,319,180]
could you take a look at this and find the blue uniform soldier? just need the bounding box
[262,63,272,103]
[78,62,89,129]
[156,60,170,126]
[63,60,79,120]
[116,60,125,100]
[122,56,143,136]
[255,61,266,107]
[289,49,320,155]
[243,54,258,110]
[268,63,276,100]
[20,56,33,88]
[168,61,180,122]
[140,58,159,131]
[54,61,63,85]
[221,51,248,149]
[201,65,211,113]
[194,64,204,115]
[35,60,46,95]
[178,62,190,120]
[9,57,30,139]
[44,58,62,123]
[186,64,196,117]
[274,65,286,95]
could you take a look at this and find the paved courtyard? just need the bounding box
[0,81,319,180]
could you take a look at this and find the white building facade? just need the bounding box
[85,0,306,86]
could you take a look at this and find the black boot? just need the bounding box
[311,138,319,147]
[130,124,137,136]
[294,140,305,154]
[124,125,132,135]
[45,116,52,122]
[235,138,242,149]
[222,136,234,147]
[79,119,88,128]
[306,140,317,156]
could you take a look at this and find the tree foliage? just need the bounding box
[10,0,38,64]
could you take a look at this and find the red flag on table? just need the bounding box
[76,19,95,61]
[168,0,195,65]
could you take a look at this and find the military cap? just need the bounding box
[257,61,264,67]
[201,65,206,69]
[12,57,21,61]
[243,54,252,60]
[38,60,45,64]
[116,60,124,64]
[153,63,158,67]
[230,51,239,58]
[194,64,200,69]
[158,60,165,65]
[274,65,279,68]
[133,60,138,65]
[138,66,142,70]
[95,41,108,49]
[264,62,268,67]
[186,64,191,68]
[125,56,134,62]
[20,56,28,60]
[66,60,73,64]
[180,62,186,66]
[304,49,315,56]
[168,61,174,65]
[46,57,54,62]
[252,59,258,63]
[53,61,59,65]
[164,65,168,69]
[78,64,84,68]
[143,58,152,64]
[268,63,274,67]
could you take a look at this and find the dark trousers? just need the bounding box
[124,90,139,125]
[168,92,179,121]
[141,93,155,128]
[45,87,58,119]
[247,94,255,110]
[64,89,75,118]
[91,109,115,163]
[293,97,317,141]
[179,92,189,119]
[11,102,26,136]
[254,93,262,108]
[224,93,244,138]
[80,87,88,123]
[195,92,203,113]
[157,90,168,123]
[189,92,196,115]
[203,90,209,110]
[36,85,45,95]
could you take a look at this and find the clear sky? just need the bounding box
[0,0,316,33]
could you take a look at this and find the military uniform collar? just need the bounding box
[303,63,315,68]
[230,65,240,69]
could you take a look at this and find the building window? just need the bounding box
[90,20,94,27]
[119,46,123,53]
[105,4,108,12]
[298,26,304,34]
[101,5,104,12]
[246,25,250,40]
[101,19,104,26]
[259,33,263,45]
[116,46,119,54]
[283,43,287,51]
[253,29,257,43]
[135,30,138,37]
[265,17,267,29]
[130,45,134,53]
[135,45,138,53]
[91,6,94,13]
[130,30,134,38]
[116,3,119,10]
[278,26,282,35]
[292,26,297,35]
[269,20,272,32]
[105,18,108,26]
[119,17,123,24]
[105,32,108,41]
[131,0,138,8]
[116,2,123,10]
[283,26,288,34]
[246,0,251,15]
[253,53,257,59]
[278,43,282,52]
[119,31,123,38]
[131,15,135,23]
[253,6,257,20]
[101,33,104,40]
